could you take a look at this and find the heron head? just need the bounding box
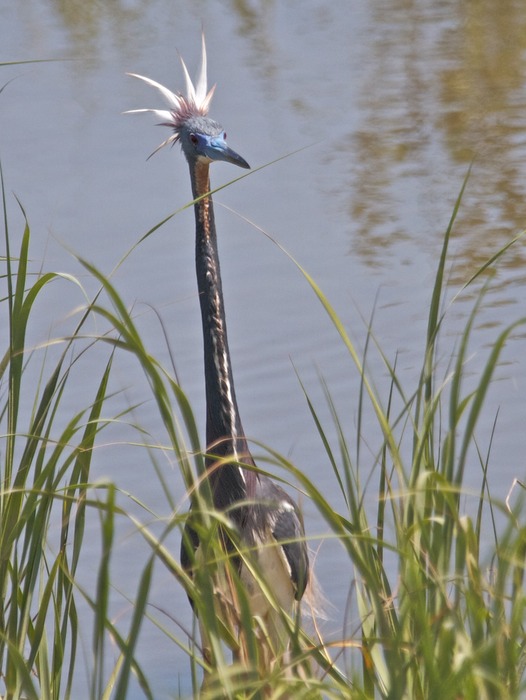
[126,34,250,169]
[179,116,249,169]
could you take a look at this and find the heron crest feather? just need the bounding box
[125,33,216,155]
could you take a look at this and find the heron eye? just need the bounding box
[190,134,198,145]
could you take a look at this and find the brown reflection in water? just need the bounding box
[437,0,526,284]
[349,0,526,285]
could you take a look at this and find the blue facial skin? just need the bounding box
[193,132,250,169]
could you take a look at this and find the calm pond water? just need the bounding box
[2,1,526,697]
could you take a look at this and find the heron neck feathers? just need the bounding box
[190,161,250,479]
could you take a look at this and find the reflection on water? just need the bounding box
[24,0,526,284]
[347,0,526,286]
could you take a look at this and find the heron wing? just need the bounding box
[271,503,310,600]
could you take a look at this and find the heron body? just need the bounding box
[128,37,309,671]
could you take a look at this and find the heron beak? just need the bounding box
[206,136,250,169]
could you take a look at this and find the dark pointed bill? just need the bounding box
[206,136,250,169]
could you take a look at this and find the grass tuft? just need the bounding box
[0,150,524,699]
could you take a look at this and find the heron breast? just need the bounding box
[240,533,295,618]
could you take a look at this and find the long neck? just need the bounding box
[190,160,254,506]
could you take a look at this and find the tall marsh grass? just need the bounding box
[0,154,525,700]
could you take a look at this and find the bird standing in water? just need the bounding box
[127,36,309,674]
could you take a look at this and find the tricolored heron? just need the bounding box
[127,35,309,671]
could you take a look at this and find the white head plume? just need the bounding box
[125,34,216,155]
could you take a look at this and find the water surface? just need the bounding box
[2,1,526,696]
